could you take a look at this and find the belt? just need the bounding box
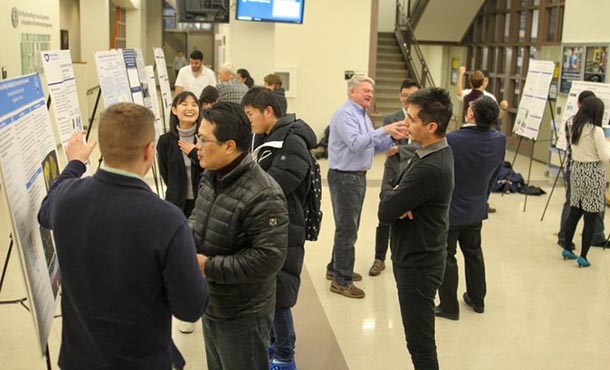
[330,169,367,176]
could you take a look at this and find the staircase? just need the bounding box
[372,32,410,127]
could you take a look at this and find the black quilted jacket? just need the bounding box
[188,154,288,320]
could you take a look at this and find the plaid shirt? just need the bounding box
[217,78,249,104]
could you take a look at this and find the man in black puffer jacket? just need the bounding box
[242,87,317,370]
[188,102,289,370]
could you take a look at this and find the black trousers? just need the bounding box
[394,262,445,370]
[564,206,599,260]
[438,222,486,313]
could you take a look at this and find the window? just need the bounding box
[463,0,564,137]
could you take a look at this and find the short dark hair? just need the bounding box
[190,50,203,61]
[400,78,420,91]
[577,90,595,104]
[471,96,500,128]
[99,103,155,166]
[199,85,219,105]
[201,102,252,152]
[407,87,453,136]
[241,87,285,118]
[469,71,485,89]
[169,91,201,137]
[237,68,254,88]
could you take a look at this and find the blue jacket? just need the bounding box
[447,126,506,225]
[38,161,209,370]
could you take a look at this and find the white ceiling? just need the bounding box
[414,0,485,42]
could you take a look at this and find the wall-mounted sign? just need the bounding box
[560,44,609,94]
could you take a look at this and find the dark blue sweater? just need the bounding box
[38,160,209,370]
[446,126,506,225]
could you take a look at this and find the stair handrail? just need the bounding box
[394,0,435,88]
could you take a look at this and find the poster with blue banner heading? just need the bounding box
[0,73,60,354]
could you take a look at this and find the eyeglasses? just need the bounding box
[197,135,225,145]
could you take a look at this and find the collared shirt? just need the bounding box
[328,99,393,171]
[415,138,449,159]
[102,164,144,181]
[217,78,249,104]
[175,65,217,97]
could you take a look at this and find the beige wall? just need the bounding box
[378,0,396,32]
[219,10,275,91]
[274,0,373,136]
[59,0,81,61]
[0,0,60,78]
[80,0,109,90]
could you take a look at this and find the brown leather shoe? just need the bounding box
[368,259,386,276]
[325,271,363,281]
[330,280,365,298]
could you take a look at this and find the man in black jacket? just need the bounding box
[242,87,317,370]
[378,88,454,370]
[189,102,289,370]
[38,103,209,370]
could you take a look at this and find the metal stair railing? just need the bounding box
[394,0,435,88]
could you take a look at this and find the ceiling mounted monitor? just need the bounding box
[236,0,305,25]
[177,0,230,23]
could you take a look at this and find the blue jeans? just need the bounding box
[202,313,273,370]
[394,262,445,370]
[559,170,606,244]
[271,308,296,361]
[326,169,367,286]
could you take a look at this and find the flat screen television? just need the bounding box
[236,0,305,25]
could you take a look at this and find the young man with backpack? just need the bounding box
[242,87,318,370]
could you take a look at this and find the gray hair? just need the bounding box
[347,75,375,91]
[218,62,236,76]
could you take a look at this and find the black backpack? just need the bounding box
[304,152,323,241]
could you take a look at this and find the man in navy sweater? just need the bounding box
[436,96,506,320]
[38,103,209,370]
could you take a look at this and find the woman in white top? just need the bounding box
[562,96,610,267]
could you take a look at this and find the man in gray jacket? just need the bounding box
[188,102,289,370]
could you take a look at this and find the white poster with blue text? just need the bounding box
[513,60,555,140]
[94,50,132,107]
[41,50,84,155]
[0,74,60,354]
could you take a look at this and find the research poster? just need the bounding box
[121,48,144,106]
[94,50,132,107]
[135,49,155,115]
[556,81,610,150]
[560,46,585,93]
[153,48,172,130]
[513,60,555,140]
[0,74,60,353]
[145,65,163,139]
[40,50,84,154]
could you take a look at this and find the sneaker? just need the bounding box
[325,271,363,281]
[178,320,195,334]
[269,358,297,370]
[330,280,365,298]
[463,292,484,313]
[368,259,386,276]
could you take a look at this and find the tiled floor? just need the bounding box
[1,148,610,369]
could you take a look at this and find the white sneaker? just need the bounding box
[178,320,195,334]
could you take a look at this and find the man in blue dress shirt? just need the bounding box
[326,75,408,298]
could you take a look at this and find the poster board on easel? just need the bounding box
[153,48,173,132]
[513,60,556,140]
[556,81,610,151]
[0,74,61,354]
[94,50,133,107]
[40,49,85,157]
